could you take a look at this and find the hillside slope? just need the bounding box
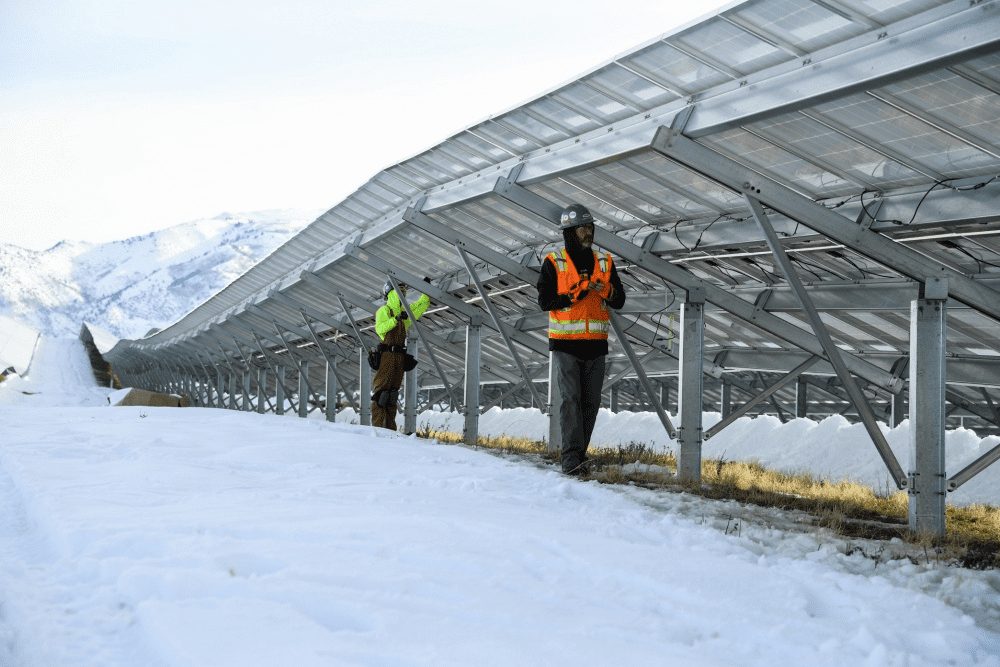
[0,209,318,339]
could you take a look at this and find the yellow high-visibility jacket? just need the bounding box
[375,290,430,341]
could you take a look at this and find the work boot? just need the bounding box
[563,458,590,477]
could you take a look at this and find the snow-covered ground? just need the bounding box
[0,315,40,375]
[1,338,999,666]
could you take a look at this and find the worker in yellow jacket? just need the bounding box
[371,279,430,430]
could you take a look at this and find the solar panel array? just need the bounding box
[100,0,1000,510]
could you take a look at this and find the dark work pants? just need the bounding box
[552,350,606,472]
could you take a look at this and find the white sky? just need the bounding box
[1,0,735,251]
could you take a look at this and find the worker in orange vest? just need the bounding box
[536,204,626,475]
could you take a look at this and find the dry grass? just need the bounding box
[415,424,1000,569]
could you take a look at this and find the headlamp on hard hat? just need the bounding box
[559,203,595,230]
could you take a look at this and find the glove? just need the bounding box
[569,278,590,302]
[588,280,612,300]
[396,311,408,321]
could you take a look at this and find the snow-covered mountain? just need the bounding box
[0,209,320,339]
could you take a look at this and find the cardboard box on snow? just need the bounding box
[110,388,190,407]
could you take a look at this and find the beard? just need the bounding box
[565,227,593,250]
[563,228,596,275]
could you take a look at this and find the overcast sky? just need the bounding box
[2,0,734,251]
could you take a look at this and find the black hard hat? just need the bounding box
[559,203,595,230]
[382,280,407,298]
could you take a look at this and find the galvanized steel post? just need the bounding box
[720,380,731,420]
[298,360,310,418]
[909,277,948,536]
[678,288,705,481]
[547,351,561,455]
[326,359,337,422]
[216,367,225,408]
[404,340,418,434]
[242,370,252,412]
[796,378,808,419]
[257,367,267,414]
[359,348,371,426]
[464,317,482,446]
[276,365,286,416]
[892,389,907,428]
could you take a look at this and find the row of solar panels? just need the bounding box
[103,0,1000,447]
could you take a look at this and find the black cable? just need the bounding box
[744,256,784,283]
[877,175,999,226]
[947,240,1000,271]
[692,214,725,250]
[788,255,825,282]
[858,189,878,223]
[671,220,690,252]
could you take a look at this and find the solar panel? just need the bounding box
[101,0,1000,528]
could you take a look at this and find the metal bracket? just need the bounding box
[660,104,695,149]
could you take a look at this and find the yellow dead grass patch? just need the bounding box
[416,425,1000,567]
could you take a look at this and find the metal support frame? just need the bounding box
[247,331,296,416]
[547,351,560,454]
[216,366,225,408]
[276,365,286,415]
[298,360,310,418]
[242,370,252,412]
[720,380,731,420]
[225,339,260,413]
[271,323,324,416]
[757,372,790,423]
[337,295,372,353]
[194,353,217,407]
[892,388,907,428]
[677,290,705,481]
[404,340,418,433]
[796,377,808,419]
[343,241,542,390]
[387,275,461,412]
[300,313,357,413]
[257,367,267,414]
[455,244,546,412]
[326,358,337,422]
[603,348,658,393]
[706,356,819,440]
[479,370,546,413]
[909,276,948,535]
[651,130,1000,326]
[359,347,371,425]
[608,310,677,438]
[746,194,907,488]
[493,178,899,393]
[464,317,482,445]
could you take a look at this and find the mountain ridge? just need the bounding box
[0,209,320,340]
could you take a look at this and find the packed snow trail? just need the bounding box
[0,338,998,666]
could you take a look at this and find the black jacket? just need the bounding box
[536,246,626,360]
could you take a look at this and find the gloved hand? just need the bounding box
[588,280,612,300]
[396,311,409,321]
[568,278,590,302]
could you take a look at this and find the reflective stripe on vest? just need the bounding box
[546,249,613,341]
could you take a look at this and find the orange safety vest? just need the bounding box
[546,248,613,341]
